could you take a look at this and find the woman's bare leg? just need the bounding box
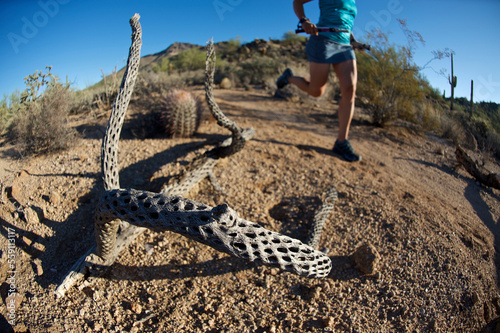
[288,62,330,98]
[332,59,357,141]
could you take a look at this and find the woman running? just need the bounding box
[277,0,363,162]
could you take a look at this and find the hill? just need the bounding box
[1,83,499,331]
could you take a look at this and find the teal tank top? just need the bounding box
[317,0,357,44]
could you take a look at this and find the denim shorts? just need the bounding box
[306,35,356,64]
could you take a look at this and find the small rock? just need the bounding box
[10,171,28,202]
[24,206,44,224]
[220,77,232,89]
[145,243,154,256]
[131,302,142,314]
[323,316,336,328]
[33,259,44,276]
[93,322,102,332]
[435,147,445,156]
[353,242,381,275]
[403,192,414,200]
[49,191,61,205]
[215,307,225,319]
[5,292,23,309]
[22,236,32,247]
[78,153,89,161]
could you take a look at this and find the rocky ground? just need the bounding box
[1,87,500,332]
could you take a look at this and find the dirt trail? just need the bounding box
[1,87,499,332]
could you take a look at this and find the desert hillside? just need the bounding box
[1,85,499,332]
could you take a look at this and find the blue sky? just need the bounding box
[1,0,500,103]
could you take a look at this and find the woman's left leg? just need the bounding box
[332,59,357,141]
[331,59,361,162]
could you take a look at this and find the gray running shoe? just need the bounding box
[277,68,294,89]
[333,139,362,162]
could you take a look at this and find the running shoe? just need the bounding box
[333,139,362,162]
[277,68,294,89]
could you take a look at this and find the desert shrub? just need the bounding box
[474,102,500,134]
[158,89,202,138]
[356,20,451,127]
[152,48,206,73]
[9,67,77,155]
[413,101,441,132]
[356,40,425,127]
[439,114,467,146]
[172,48,206,72]
[236,56,279,86]
[485,131,500,159]
[425,84,445,104]
[214,62,239,87]
[281,31,307,46]
[135,71,186,97]
[218,37,242,59]
[152,57,171,73]
[13,83,77,155]
[0,91,22,136]
[71,68,119,115]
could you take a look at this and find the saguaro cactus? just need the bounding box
[470,79,474,117]
[448,53,457,110]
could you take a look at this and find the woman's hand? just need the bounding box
[302,21,318,35]
[351,41,370,51]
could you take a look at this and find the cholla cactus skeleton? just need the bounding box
[93,16,333,278]
[57,15,336,297]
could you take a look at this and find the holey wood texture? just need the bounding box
[96,189,332,277]
[55,15,335,297]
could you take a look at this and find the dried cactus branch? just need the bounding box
[101,14,142,191]
[56,17,334,298]
[205,39,246,157]
[306,187,338,250]
[96,189,331,278]
[455,145,500,189]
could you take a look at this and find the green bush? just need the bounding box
[153,57,172,73]
[153,48,206,73]
[356,29,425,127]
[172,48,206,72]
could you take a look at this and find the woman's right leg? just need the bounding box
[288,62,330,98]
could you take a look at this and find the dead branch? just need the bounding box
[455,145,500,190]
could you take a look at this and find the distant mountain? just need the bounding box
[96,42,202,86]
[139,42,202,71]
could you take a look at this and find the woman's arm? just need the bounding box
[350,32,357,43]
[293,0,318,35]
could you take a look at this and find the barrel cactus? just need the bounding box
[160,89,202,138]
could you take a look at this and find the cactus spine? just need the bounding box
[448,53,457,110]
[161,89,201,138]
